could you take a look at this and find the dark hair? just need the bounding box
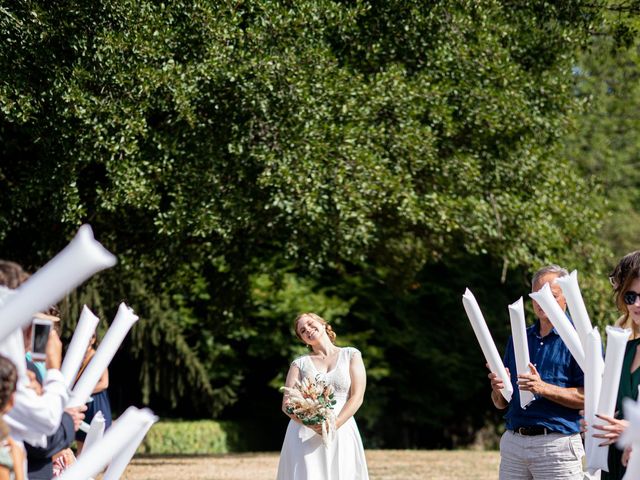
[610,251,640,290]
[0,260,29,289]
[611,251,640,334]
[0,355,17,411]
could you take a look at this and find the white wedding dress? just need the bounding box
[276,347,369,480]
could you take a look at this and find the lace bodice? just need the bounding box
[291,347,360,400]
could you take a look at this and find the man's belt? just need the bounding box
[513,426,551,436]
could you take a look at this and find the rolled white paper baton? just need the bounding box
[556,270,593,349]
[463,288,513,403]
[0,225,116,343]
[508,298,535,409]
[588,326,631,473]
[80,411,106,457]
[58,407,155,480]
[103,413,158,480]
[529,282,586,372]
[67,303,139,407]
[60,305,100,388]
[584,327,604,474]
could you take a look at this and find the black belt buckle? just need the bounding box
[516,426,548,436]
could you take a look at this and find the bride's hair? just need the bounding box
[294,312,337,345]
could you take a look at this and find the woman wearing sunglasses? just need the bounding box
[590,250,640,479]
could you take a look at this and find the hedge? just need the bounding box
[137,420,247,455]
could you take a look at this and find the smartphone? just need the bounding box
[31,318,52,362]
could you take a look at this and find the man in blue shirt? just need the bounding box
[489,265,585,479]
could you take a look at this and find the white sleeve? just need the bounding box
[0,289,67,446]
[347,347,361,360]
[291,357,303,370]
[0,329,28,381]
[5,368,68,442]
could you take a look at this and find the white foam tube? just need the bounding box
[622,442,640,480]
[508,297,535,409]
[556,270,593,349]
[587,326,631,473]
[67,303,138,407]
[0,288,28,382]
[79,411,106,457]
[463,288,513,403]
[585,327,605,474]
[619,396,640,447]
[0,225,116,343]
[102,413,157,480]
[58,407,155,480]
[529,282,585,372]
[60,305,100,387]
[620,395,640,480]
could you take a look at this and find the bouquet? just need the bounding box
[281,376,337,447]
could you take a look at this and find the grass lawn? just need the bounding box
[120,450,501,479]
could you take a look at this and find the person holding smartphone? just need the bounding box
[20,310,86,479]
[0,260,68,451]
[24,313,59,383]
[0,259,86,478]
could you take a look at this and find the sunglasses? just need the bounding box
[623,291,640,305]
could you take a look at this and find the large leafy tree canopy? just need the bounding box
[566,4,640,258]
[0,1,613,447]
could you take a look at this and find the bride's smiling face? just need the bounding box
[296,315,325,345]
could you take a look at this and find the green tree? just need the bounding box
[0,0,610,446]
[565,7,640,261]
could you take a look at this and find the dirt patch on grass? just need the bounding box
[119,450,500,479]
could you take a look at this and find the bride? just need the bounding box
[276,313,369,480]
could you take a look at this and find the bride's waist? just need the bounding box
[333,396,348,412]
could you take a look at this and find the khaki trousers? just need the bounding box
[499,429,584,480]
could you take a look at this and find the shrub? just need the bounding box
[138,420,245,455]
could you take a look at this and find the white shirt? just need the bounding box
[0,288,67,447]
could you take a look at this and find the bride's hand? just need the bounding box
[309,423,323,435]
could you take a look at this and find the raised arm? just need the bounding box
[5,330,68,443]
[336,351,366,429]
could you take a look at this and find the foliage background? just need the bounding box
[0,0,636,448]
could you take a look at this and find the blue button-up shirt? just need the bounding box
[502,320,584,434]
